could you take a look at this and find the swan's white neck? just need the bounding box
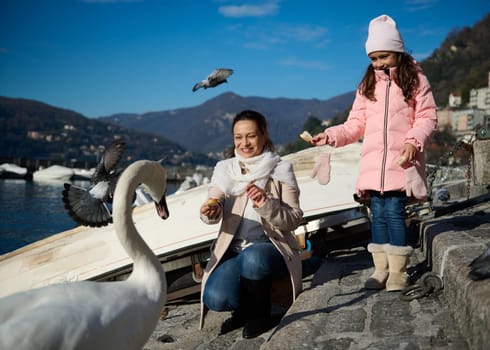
[112,161,166,301]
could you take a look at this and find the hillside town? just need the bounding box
[439,72,490,136]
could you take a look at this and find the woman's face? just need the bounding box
[368,51,399,70]
[233,120,267,158]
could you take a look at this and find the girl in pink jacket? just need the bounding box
[311,15,437,292]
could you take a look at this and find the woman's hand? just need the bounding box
[311,133,328,146]
[245,183,267,208]
[200,198,222,220]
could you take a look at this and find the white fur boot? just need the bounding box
[364,243,389,289]
[385,244,413,292]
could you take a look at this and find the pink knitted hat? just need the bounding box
[365,14,405,55]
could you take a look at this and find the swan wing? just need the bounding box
[0,281,162,350]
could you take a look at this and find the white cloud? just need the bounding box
[403,0,439,12]
[278,24,327,43]
[279,57,331,71]
[233,23,329,50]
[219,1,279,18]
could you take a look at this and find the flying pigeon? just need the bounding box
[468,246,490,281]
[62,139,126,227]
[192,68,234,92]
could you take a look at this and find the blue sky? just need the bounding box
[1,0,489,118]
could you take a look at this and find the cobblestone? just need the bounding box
[144,196,490,350]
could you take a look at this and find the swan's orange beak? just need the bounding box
[155,193,169,220]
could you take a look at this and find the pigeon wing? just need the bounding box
[208,68,233,84]
[62,183,112,227]
[91,140,125,184]
[103,140,125,173]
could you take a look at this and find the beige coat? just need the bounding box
[199,163,304,329]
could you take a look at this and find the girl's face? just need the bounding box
[233,120,267,158]
[368,51,399,70]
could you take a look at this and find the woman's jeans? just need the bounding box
[203,241,288,312]
[369,191,408,246]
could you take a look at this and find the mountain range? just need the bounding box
[0,96,213,167]
[99,91,355,154]
[0,92,354,165]
[1,13,489,164]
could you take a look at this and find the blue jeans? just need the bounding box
[369,191,408,246]
[203,241,288,312]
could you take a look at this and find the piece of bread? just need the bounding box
[299,130,313,142]
[397,155,407,166]
[207,198,219,206]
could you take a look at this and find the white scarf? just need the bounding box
[210,151,298,196]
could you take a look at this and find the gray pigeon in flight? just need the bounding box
[62,139,126,227]
[192,68,234,92]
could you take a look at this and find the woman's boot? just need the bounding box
[385,244,413,291]
[240,276,278,339]
[220,307,246,334]
[364,243,389,289]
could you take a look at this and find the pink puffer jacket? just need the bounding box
[325,66,437,194]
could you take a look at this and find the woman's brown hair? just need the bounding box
[359,52,420,102]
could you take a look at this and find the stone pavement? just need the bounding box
[144,195,490,350]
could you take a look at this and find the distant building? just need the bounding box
[449,91,462,108]
[436,108,453,131]
[469,87,489,109]
[452,108,487,134]
[443,72,490,133]
[468,72,490,114]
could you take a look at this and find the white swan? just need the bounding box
[0,160,169,350]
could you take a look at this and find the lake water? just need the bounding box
[0,179,179,255]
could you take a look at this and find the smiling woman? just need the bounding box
[198,109,304,339]
[228,110,275,159]
[233,118,268,158]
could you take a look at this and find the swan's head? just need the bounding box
[141,161,169,220]
[155,195,169,220]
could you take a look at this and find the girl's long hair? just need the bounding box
[224,110,274,159]
[359,52,420,102]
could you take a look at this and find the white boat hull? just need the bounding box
[32,165,74,182]
[0,144,365,299]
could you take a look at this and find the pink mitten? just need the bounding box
[311,152,331,185]
[405,165,427,200]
